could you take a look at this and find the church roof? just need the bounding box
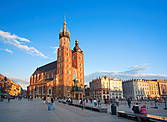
[32,61,57,75]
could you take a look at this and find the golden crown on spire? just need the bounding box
[59,20,70,39]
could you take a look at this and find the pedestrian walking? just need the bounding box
[97,99,101,107]
[111,103,117,115]
[70,98,72,104]
[94,99,97,107]
[46,96,53,111]
[115,98,119,107]
[51,97,55,110]
[30,96,33,101]
[86,98,88,103]
[51,97,54,103]
[43,96,46,104]
[79,98,82,105]
[127,98,131,108]
[90,98,92,103]
[82,99,86,110]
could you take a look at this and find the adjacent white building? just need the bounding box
[123,79,150,100]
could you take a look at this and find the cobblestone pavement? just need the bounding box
[73,100,167,117]
[0,99,134,122]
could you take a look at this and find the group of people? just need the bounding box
[127,98,147,115]
[132,103,147,115]
[78,98,102,107]
[79,98,86,108]
[27,96,33,101]
[66,98,73,104]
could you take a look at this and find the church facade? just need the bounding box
[28,21,84,99]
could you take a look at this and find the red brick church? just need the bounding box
[28,20,84,99]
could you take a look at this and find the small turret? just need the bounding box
[73,40,82,52]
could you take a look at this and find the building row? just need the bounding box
[123,79,167,100]
[87,76,167,100]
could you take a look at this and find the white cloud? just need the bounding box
[0,30,47,58]
[132,73,167,78]
[4,72,10,75]
[85,64,167,84]
[0,30,30,42]
[8,76,29,83]
[4,49,13,53]
[125,64,147,74]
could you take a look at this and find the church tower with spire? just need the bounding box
[28,20,84,99]
[56,20,84,99]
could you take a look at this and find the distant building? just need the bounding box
[147,80,160,98]
[89,76,123,100]
[122,79,166,100]
[28,20,84,99]
[123,79,150,100]
[157,80,167,97]
[84,85,90,98]
[0,74,21,96]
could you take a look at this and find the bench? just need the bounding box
[84,105,107,113]
[67,103,107,113]
[117,111,167,122]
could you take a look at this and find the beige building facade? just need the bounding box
[157,80,167,97]
[90,76,123,100]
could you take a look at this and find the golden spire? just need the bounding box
[59,16,70,39]
[63,15,67,32]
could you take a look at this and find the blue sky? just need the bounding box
[0,0,167,88]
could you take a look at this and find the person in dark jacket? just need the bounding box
[132,103,140,113]
[51,97,54,103]
[127,98,131,108]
